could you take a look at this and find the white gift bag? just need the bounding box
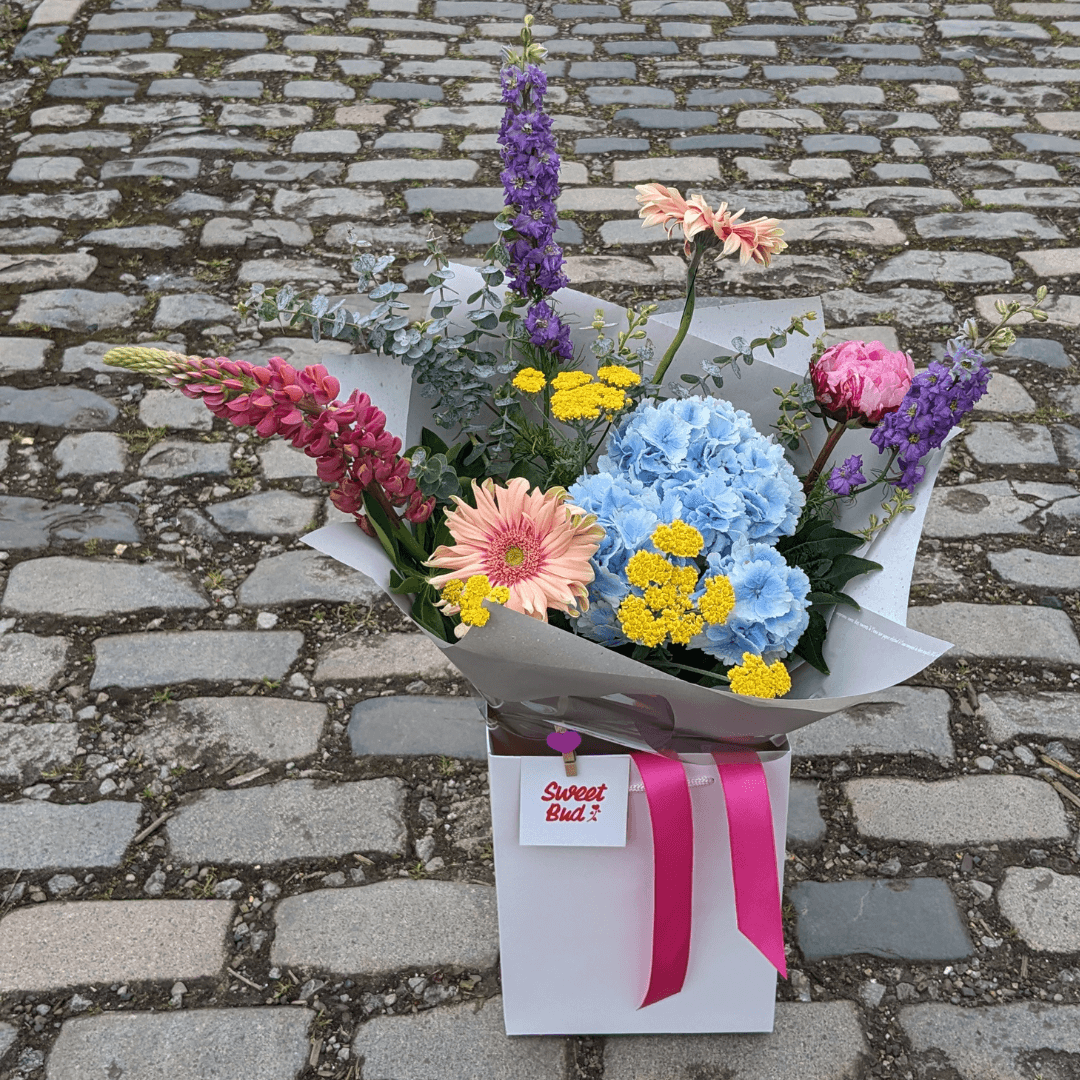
[488,734,791,1035]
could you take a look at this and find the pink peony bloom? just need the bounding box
[427,478,605,622]
[809,340,915,425]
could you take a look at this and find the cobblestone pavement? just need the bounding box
[0,0,1079,1075]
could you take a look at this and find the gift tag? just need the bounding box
[519,756,630,847]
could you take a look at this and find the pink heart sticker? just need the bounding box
[547,730,582,754]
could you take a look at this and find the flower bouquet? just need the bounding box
[105,20,1046,1035]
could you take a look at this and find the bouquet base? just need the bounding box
[488,728,790,1035]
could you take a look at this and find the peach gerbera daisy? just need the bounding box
[635,183,787,267]
[427,478,605,622]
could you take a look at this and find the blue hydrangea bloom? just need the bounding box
[694,540,811,665]
[568,396,807,659]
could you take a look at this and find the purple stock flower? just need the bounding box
[870,343,992,491]
[524,300,573,360]
[498,57,572,360]
[826,455,866,497]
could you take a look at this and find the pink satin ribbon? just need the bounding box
[630,752,694,1008]
[629,751,787,1009]
[713,753,788,979]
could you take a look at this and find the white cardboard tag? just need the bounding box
[518,756,630,847]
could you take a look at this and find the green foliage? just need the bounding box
[777,520,882,675]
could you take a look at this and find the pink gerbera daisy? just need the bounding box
[427,478,605,622]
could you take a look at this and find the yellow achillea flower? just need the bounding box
[617,521,736,649]
[652,520,704,558]
[550,382,628,422]
[727,653,792,699]
[698,575,736,625]
[437,574,510,636]
[512,367,546,393]
[550,370,592,391]
[596,365,642,388]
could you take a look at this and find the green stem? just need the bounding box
[651,245,703,387]
[365,482,430,564]
[802,420,852,494]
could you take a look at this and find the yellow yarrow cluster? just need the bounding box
[617,523,734,649]
[596,365,641,389]
[512,367,546,394]
[439,575,510,629]
[551,375,629,422]
[726,653,792,699]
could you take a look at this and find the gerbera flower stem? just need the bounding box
[651,244,703,386]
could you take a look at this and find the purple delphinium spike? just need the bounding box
[826,454,866,497]
[870,343,992,491]
[498,57,572,361]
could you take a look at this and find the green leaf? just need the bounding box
[794,609,829,675]
[420,427,449,455]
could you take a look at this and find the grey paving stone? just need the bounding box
[604,1002,868,1080]
[82,225,187,250]
[1009,337,1071,368]
[368,80,444,101]
[915,212,1064,241]
[724,254,851,291]
[828,187,960,213]
[862,63,965,79]
[792,686,954,761]
[976,373,1036,414]
[64,53,181,77]
[907,602,1080,663]
[965,421,1059,465]
[207,491,318,537]
[0,633,69,690]
[782,217,905,246]
[822,287,956,327]
[924,481,1040,538]
[238,549,379,607]
[101,157,201,181]
[0,721,77,784]
[315,632,456,683]
[14,25,66,58]
[89,10,195,27]
[201,216,313,248]
[7,157,86,184]
[0,800,141,871]
[998,867,1080,953]
[844,776,1070,843]
[801,133,881,153]
[256,440,319,479]
[135,697,326,768]
[0,189,120,223]
[272,879,498,973]
[47,77,138,97]
[0,226,63,247]
[0,338,50,373]
[790,878,971,961]
[991,548,1080,592]
[868,251,1012,284]
[47,1009,313,1080]
[271,187,383,219]
[980,690,1080,743]
[11,288,139,331]
[0,900,233,992]
[168,777,405,863]
[2,557,208,619]
[901,1002,1080,1080]
[614,108,719,129]
[90,630,304,689]
[147,78,263,98]
[0,386,117,432]
[355,997,569,1080]
[0,254,97,291]
[0,496,140,550]
[787,780,826,846]
[348,695,486,759]
[53,431,128,478]
[1014,132,1080,154]
[0,1024,13,1065]
[231,161,342,183]
[139,439,232,479]
[168,30,266,47]
[138,389,213,431]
